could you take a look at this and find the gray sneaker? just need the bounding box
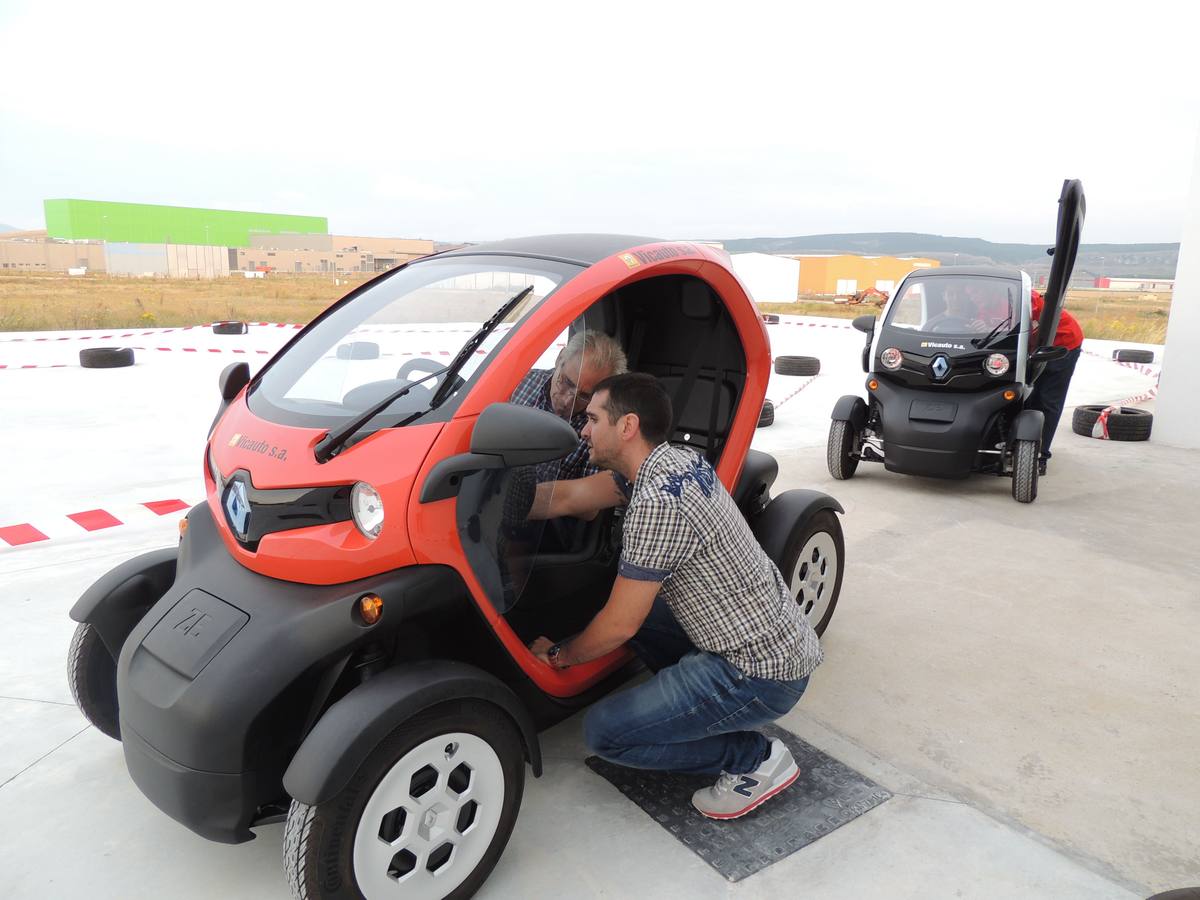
[691,738,800,819]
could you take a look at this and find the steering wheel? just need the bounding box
[927,316,973,334]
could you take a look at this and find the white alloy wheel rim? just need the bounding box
[790,531,838,627]
[353,731,505,900]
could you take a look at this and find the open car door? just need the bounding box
[1037,178,1086,349]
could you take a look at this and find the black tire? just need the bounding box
[1011,439,1039,503]
[79,347,134,369]
[1071,405,1153,441]
[777,509,844,636]
[336,341,380,360]
[757,399,775,428]
[1112,348,1154,364]
[284,699,525,900]
[212,321,249,335]
[761,314,780,324]
[774,355,820,377]
[67,623,120,740]
[827,419,859,480]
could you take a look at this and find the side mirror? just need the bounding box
[1029,345,1069,364]
[219,362,251,401]
[853,314,877,334]
[420,403,580,502]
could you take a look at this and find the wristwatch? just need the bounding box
[547,642,567,669]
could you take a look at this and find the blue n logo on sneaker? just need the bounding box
[734,776,759,797]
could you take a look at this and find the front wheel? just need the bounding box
[780,510,844,636]
[284,700,525,900]
[67,622,120,740]
[1011,439,1039,503]
[827,419,859,480]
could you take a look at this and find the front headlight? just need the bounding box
[351,482,384,539]
[880,347,903,370]
[207,447,222,489]
[984,353,1011,376]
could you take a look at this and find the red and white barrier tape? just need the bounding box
[0,498,196,548]
[774,374,820,409]
[1082,349,1160,407]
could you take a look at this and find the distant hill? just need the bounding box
[714,232,1180,282]
[0,224,21,233]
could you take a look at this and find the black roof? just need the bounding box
[916,265,1024,280]
[436,233,662,266]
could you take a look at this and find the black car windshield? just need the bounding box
[884,276,1020,338]
[248,255,580,429]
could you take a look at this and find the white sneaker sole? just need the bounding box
[695,761,800,820]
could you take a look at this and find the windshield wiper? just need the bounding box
[971,315,1013,349]
[312,285,534,463]
[428,285,534,409]
[314,365,449,462]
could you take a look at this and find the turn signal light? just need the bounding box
[1003,390,1016,401]
[868,379,879,390]
[358,594,384,626]
[178,518,189,537]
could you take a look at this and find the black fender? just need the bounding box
[69,547,177,660]
[831,395,868,432]
[732,448,779,515]
[1013,409,1045,443]
[283,659,542,806]
[750,489,845,565]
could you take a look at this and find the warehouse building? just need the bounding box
[795,254,939,296]
[729,252,802,302]
[1093,276,1174,291]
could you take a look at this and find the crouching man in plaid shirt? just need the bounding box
[527,373,822,819]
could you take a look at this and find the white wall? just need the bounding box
[1155,128,1200,448]
[730,252,800,303]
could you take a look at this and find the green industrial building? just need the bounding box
[43,199,328,248]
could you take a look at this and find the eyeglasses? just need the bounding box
[554,369,591,406]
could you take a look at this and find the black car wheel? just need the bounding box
[1071,405,1153,441]
[826,420,859,480]
[79,347,134,369]
[1011,439,1039,503]
[284,700,525,900]
[67,623,120,740]
[774,355,820,377]
[780,510,844,636]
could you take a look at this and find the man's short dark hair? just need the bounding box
[593,372,672,445]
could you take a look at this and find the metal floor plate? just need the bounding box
[585,724,891,882]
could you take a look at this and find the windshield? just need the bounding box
[249,255,580,429]
[884,276,1020,337]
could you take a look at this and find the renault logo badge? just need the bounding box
[931,355,950,380]
[223,478,251,541]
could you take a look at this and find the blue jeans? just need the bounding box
[584,599,810,776]
[1026,347,1081,456]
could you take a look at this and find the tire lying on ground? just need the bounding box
[1112,348,1154,364]
[79,347,134,368]
[775,355,820,377]
[336,341,380,360]
[212,320,249,335]
[1071,405,1153,441]
[758,399,775,428]
[761,313,780,324]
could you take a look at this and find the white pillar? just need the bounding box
[1155,128,1200,448]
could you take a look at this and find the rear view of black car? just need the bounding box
[828,180,1085,503]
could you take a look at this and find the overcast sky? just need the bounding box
[1,0,1197,245]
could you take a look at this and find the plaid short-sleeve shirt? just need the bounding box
[509,369,597,481]
[617,443,823,681]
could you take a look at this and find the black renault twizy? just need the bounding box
[827,179,1085,503]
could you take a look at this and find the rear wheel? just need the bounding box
[780,510,844,636]
[284,700,524,900]
[67,623,120,740]
[1011,439,1039,503]
[826,419,859,480]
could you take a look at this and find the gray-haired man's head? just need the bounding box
[549,330,628,419]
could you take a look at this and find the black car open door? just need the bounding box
[1037,178,1086,350]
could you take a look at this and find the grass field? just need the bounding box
[0,271,1174,343]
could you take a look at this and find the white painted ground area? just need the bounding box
[0,315,1165,899]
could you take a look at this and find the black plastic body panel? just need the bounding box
[732,448,779,514]
[283,660,542,806]
[114,501,464,843]
[70,547,178,660]
[831,395,868,431]
[750,489,844,567]
[873,378,1019,479]
[1013,408,1046,443]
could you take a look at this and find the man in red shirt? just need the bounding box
[1028,289,1085,469]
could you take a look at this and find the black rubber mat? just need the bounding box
[585,723,891,882]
